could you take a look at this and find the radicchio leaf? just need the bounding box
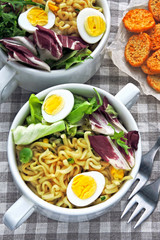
[0,38,50,71]
[57,35,88,50]
[33,25,88,60]
[0,36,37,55]
[112,131,139,168]
[127,131,139,150]
[33,25,63,60]
[89,135,131,170]
[100,97,128,133]
[89,111,114,135]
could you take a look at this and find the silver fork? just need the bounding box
[128,136,160,199]
[121,177,160,228]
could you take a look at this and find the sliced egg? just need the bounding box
[18,7,55,33]
[42,89,74,123]
[67,171,105,207]
[77,8,106,44]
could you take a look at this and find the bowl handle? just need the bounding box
[3,195,35,230]
[115,83,140,109]
[0,64,18,103]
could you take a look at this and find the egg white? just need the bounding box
[67,171,105,207]
[18,7,55,33]
[42,89,74,123]
[77,8,106,44]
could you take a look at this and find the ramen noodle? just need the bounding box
[17,131,132,208]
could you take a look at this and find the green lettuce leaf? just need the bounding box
[65,89,102,124]
[26,94,43,125]
[46,50,78,69]
[47,48,92,70]
[12,120,65,145]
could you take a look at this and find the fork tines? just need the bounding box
[121,192,156,228]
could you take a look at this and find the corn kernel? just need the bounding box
[110,166,124,180]
[43,138,49,143]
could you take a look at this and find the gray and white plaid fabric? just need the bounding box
[0,0,160,239]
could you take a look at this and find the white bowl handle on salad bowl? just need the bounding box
[0,64,18,103]
[3,195,35,231]
[115,83,140,109]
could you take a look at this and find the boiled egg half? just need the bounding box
[77,8,106,44]
[42,89,74,123]
[67,171,105,207]
[18,7,55,33]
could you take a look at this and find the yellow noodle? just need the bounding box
[18,132,132,208]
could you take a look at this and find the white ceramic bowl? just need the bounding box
[4,83,141,230]
[0,0,111,103]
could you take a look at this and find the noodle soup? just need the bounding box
[13,86,139,208]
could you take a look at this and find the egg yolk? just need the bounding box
[27,8,48,26]
[110,166,124,180]
[84,15,106,37]
[43,94,64,115]
[71,175,97,199]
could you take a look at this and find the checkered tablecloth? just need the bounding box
[0,0,160,239]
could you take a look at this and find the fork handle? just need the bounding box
[141,136,160,164]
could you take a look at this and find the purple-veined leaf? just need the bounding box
[33,25,63,60]
[57,35,88,50]
[0,39,50,71]
[89,135,131,170]
[114,131,139,168]
[89,111,115,135]
[100,97,128,133]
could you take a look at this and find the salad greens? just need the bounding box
[12,121,65,145]
[105,104,118,117]
[109,124,130,155]
[66,89,102,124]
[26,89,102,126]
[0,0,44,39]
[46,48,92,70]
[26,94,43,125]
[12,89,102,145]
[19,147,33,163]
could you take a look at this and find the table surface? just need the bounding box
[0,0,160,239]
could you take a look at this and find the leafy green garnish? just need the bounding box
[65,121,78,137]
[46,50,78,69]
[64,48,92,70]
[46,48,92,70]
[0,0,44,39]
[100,196,106,201]
[105,104,118,117]
[108,123,130,155]
[19,147,33,163]
[26,94,43,125]
[66,88,102,124]
[67,158,75,164]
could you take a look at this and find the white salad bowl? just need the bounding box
[0,0,111,103]
[4,83,142,230]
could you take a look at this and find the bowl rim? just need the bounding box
[0,0,111,76]
[7,83,142,217]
